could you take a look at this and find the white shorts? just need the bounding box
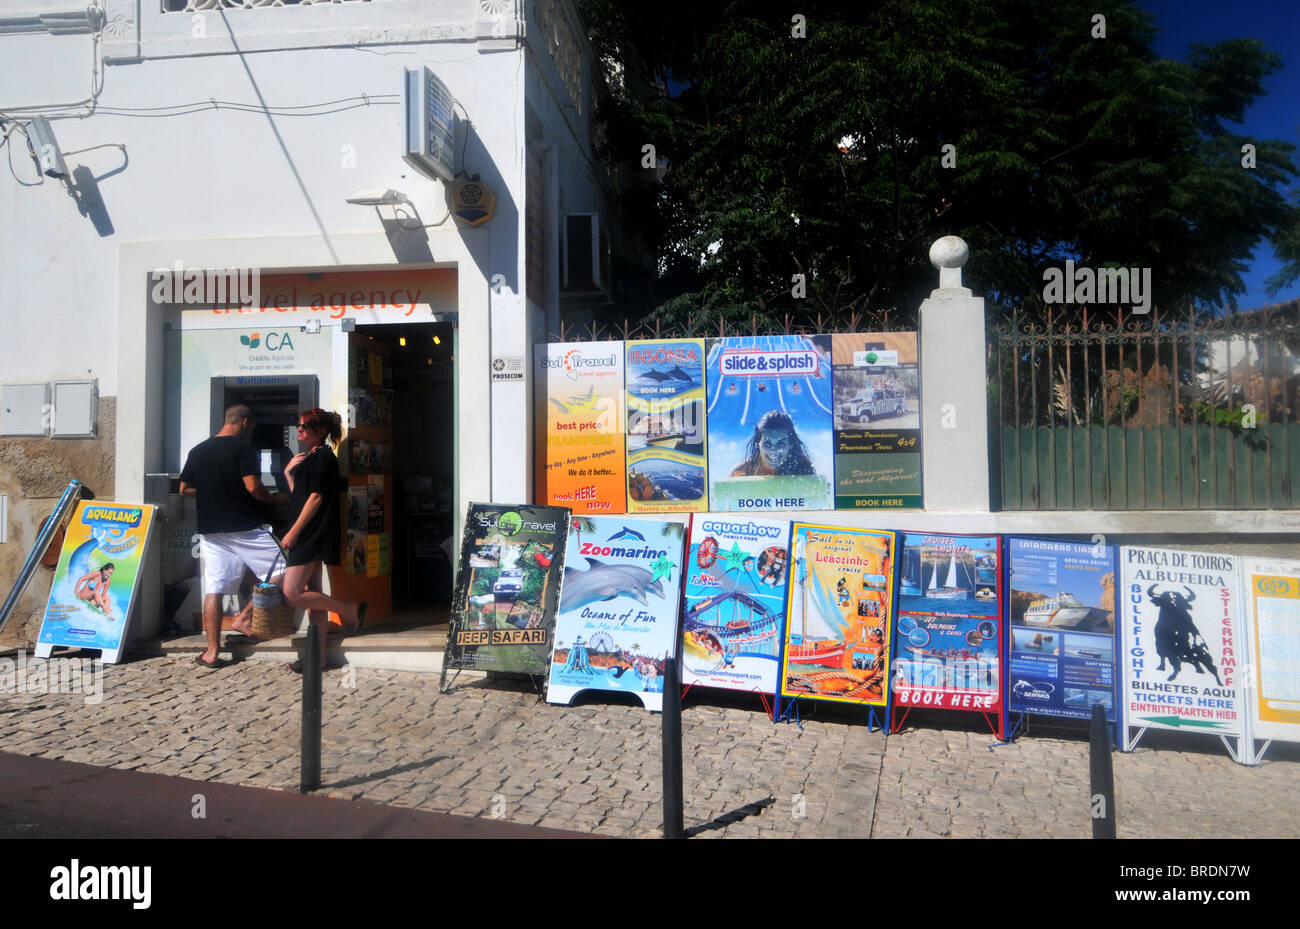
[199,529,283,595]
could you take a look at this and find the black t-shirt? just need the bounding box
[285,445,342,567]
[179,435,269,533]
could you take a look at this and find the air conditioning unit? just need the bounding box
[562,213,610,297]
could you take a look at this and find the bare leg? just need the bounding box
[201,593,222,665]
[283,562,358,668]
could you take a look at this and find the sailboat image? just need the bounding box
[900,547,923,597]
[926,552,969,601]
[787,536,846,665]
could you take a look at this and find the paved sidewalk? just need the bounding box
[1,653,1297,839]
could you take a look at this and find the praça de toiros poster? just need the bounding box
[1120,545,1248,761]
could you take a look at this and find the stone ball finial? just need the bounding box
[929,235,969,270]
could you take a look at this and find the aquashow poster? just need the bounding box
[892,533,1002,717]
[1120,545,1245,744]
[1241,557,1300,746]
[682,516,791,694]
[535,341,626,514]
[547,515,686,712]
[443,503,569,676]
[1006,537,1117,721]
[780,524,895,707]
[705,335,834,512]
[625,338,708,513]
[831,332,922,508]
[38,502,157,663]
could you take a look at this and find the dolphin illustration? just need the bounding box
[561,557,665,612]
[606,526,646,542]
[664,365,693,381]
[639,369,673,382]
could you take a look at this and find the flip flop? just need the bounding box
[194,656,227,670]
[288,659,303,674]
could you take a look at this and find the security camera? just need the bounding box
[27,117,69,179]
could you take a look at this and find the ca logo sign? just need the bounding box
[239,332,295,352]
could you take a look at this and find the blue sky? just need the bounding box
[1139,0,1300,309]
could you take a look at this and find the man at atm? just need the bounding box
[179,403,289,669]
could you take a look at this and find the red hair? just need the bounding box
[299,408,343,446]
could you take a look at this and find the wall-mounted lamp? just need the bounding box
[345,189,409,206]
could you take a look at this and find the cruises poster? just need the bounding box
[683,516,791,694]
[36,502,157,664]
[442,503,569,677]
[1006,537,1117,721]
[831,332,922,508]
[534,342,626,514]
[705,335,834,512]
[780,524,895,706]
[625,338,707,512]
[547,515,687,712]
[892,533,1002,717]
[1241,557,1300,745]
[1119,546,1245,745]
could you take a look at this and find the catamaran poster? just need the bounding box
[780,524,895,707]
[1006,536,1117,721]
[625,338,708,513]
[547,515,687,712]
[705,335,834,512]
[682,516,791,694]
[892,533,1002,719]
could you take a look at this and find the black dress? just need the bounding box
[285,445,342,567]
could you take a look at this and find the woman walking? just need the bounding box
[280,408,366,672]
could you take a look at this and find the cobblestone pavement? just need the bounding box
[2,654,1297,839]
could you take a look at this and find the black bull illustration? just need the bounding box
[1147,585,1223,685]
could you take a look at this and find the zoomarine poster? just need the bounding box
[682,516,791,694]
[36,502,157,664]
[705,335,834,512]
[624,338,708,513]
[780,524,895,707]
[1119,545,1246,750]
[1241,557,1300,749]
[547,515,687,712]
[442,503,569,677]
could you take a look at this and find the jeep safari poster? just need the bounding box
[442,503,569,677]
[831,332,922,509]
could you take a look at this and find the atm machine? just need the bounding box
[210,374,319,493]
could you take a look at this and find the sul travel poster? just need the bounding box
[891,533,1003,728]
[705,335,834,512]
[682,516,791,694]
[780,524,895,708]
[547,515,686,712]
[1119,545,1246,753]
[1240,557,1300,753]
[36,502,157,664]
[442,504,569,679]
[624,338,707,513]
[534,342,626,514]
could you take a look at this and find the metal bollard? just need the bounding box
[1089,703,1116,839]
[661,658,684,839]
[300,624,322,793]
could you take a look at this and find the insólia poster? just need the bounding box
[705,335,833,512]
[780,524,895,706]
[682,516,791,694]
[547,515,687,712]
[37,502,157,664]
[625,338,707,512]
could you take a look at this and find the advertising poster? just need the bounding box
[1239,558,1300,747]
[625,338,708,512]
[1120,546,1246,747]
[534,342,627,514]
[831,332,922,508]
[780,524,895,707]
[892,533,1002,719]
[1006,537,1117,721]
[36,502,157,664]
[442,503,569,676]
[705,335,834,512]
[683,516,791,694]
[547,516,687,712]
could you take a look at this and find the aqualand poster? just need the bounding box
[534,342,626,514]
[831,332,922,509]
[546,515,687,712]
[682,516,791,694]
[1006,536,1118,722]
[704,335,834,512]
[1119,545,1246,752]
[780,524,895,708]
[624,338,707,513]
[441,503,569,678]
[1240,557,1300,749]
[37,502,157,664]
[891,533,1003,724]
